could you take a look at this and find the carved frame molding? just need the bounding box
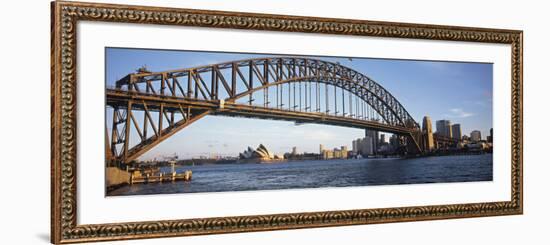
[51,1,523,243]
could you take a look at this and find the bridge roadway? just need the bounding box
[107,88,417,136]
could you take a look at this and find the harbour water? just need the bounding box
[107,154,492,196]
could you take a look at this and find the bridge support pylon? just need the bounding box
[405,130,423,155]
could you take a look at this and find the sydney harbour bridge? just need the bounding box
[106,56,440,166]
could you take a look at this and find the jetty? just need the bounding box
[106,160,192,191]
[130,170,192,184]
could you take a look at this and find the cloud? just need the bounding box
[444,108,474,118]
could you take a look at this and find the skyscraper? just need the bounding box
[352,136,377,157]
[470,130,482,142]
[389,134,400,149]
[380,134,386,144]
[319,144,325,154]
[451,124,462,140]
[341,146,348,158]
[422,116,435,151]
[365,129,379,154]
[436,120,445,135]
[361,136,374,156]
[436,120,452,138]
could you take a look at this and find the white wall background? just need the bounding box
[0,0,547,244]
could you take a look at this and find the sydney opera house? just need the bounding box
[239,144,283,161]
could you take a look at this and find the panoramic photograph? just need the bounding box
[104,47,493,196]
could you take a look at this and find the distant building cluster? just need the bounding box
[320,145,348,160]
[349,129,402,157]
[144,115,492,165]
[436,119,453,138]
[422,116,493,153]
[352,136,374,156]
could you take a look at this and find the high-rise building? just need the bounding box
[319,144,325,154]
[322,150,334,159]
[361,136,374,156]
[436,120,452,138]
[352,136,374,156]
[451,124,462,140]
[354,139,364,154]
[341,146,348,158]
[365,129,379,154]
[389,134,400,150]
[488,128,493,143]
[470,130,482,142]
[380,134,386,144]
[446,121,453,138]
[422,116,435,151]
[323,147,348,159]
[292,146,298,155]
[435,120,445,135]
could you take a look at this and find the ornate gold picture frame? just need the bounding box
[51,1,523,243]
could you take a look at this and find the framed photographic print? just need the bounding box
[51,0,523,243]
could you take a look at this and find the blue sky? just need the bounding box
[106,48,493,160]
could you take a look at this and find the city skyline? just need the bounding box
[106,48,493,160]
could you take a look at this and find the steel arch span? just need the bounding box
[106,56,423,164]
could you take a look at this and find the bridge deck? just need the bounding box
[106,89,416,135]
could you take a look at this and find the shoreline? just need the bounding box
[171,151,493,166]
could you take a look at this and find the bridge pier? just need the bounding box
[405,131,423,155]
